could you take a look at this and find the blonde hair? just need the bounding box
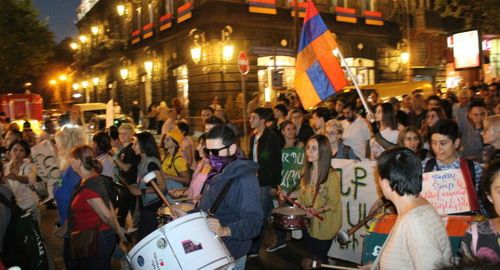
[118,123,135,133]
[325,119,343,134]
[54,125,88,169]
[485,114,500,132]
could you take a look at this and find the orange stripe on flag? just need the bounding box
[294,73,321,109]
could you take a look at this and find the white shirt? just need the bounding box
[5,160,38,210]
[342,117,371,160]
[370,128,400,159]
[97,154,115,178]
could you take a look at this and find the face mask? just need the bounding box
[208,154,236,173]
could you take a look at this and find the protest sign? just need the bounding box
[421,169,471,215]
[329,159,381,264]
[280,147,304,193]
[31,140,60,203]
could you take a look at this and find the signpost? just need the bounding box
[238,51,250,151]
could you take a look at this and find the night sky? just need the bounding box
[33,0,80,42]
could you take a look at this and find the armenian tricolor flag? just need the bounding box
[290,1,307,18]
[294,1,347,109]
[364,10,384,26]
[131,29,141,44]
[159,13,173,31]
[177,2,193,23]
[248,0,277,15]
[142,23,154,39]
[335,6,357,23]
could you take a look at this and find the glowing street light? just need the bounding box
[91,26,99,36]
[81,80,89,88]
[49,79,57,85]
[116,4,125,16]
[59,74,68,81]
[70,42,79,50]
[79,35,88,44]
[401,52,410,64]
[120,68,129,80]
[72,83,80,90]
[144,61,153,75]
[92,77,100,86]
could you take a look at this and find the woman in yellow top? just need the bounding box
[161,129,190,192]
[298,134,342,264]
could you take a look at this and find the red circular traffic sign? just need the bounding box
[238,51,250,75]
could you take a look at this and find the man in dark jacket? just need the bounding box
[248,107,283,257]
[200,125,263,269]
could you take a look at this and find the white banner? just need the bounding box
[31,139,61,203]
[328,159,381,264]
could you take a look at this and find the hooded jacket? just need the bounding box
[199,159,263,259]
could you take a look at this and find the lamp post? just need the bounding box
[221,25,234,72]
[81,80,89,103]
[144,60,153,111]
[116,4,126,17]
[92,77,100,102]
[189,28,205,64]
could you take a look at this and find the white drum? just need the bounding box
[128,212,234,270]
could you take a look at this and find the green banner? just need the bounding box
[280,147,304,193]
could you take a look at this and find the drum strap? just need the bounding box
[208,178,235,216]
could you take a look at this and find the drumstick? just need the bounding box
[280,192,324,221]
[173,197,194,202]
[312,262,357,270]
[143,172,179,219]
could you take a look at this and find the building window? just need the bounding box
[257,56,296,102]
[148,3,154,25]
[342,58,375,85]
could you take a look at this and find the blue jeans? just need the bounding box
[232,255,247,270]
[250,185,273,253]
[68,229,117,270]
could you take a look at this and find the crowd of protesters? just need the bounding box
[0,78,499,270]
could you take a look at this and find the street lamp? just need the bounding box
[189,28,206,64]
[79,35,88,44]
[116,4,126,17]
[72,83,80,90]
[91,26,99,36]
[400,52,410,64]
[70,42,79,50]
[92,77,100,86]
[49,79,57,86]
[81,80,89,88]
[144,61,153,75]
[221,25,234,61]
[59,74,68,81]
[120,68,129,80]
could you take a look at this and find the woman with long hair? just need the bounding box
[161,129,190,189]
[298,135,341,264]
[169,134,211,204]
[130,132,167,241]
[420,107,446,147]
[68,145,126,270]
[91,131,114,178]
[460,159,500,263]
[370,103,400,159]
[397,126,428,160]
[4,140,39,221]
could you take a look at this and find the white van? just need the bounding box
[70,103,107,130]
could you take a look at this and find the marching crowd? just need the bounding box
[0,79,499,270]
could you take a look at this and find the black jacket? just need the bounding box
[249,127,282,188]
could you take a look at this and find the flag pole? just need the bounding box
[333,48,373,117]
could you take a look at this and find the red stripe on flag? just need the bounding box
[303,0,319,24]
[335,6,356,15]
[364,10,382,18]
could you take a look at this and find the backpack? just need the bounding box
[0,191,49,270]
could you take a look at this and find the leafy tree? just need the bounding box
[0,0,55,92]
[434,0,500,34]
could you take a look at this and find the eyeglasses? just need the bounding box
[204,145,231,156]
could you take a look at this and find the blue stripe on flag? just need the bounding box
[298,15,328,52]
[306,61,334,100]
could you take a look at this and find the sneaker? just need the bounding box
[248,252,259,258]
[265,242,287,253]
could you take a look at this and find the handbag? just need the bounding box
[69,224,100,260]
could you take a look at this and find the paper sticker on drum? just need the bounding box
[128,212,234,269]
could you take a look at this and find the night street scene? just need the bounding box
[0,0,500,269]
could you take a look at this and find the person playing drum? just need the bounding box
[298,135,342,265]
[198,125,263,270]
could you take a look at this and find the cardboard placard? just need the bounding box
[421,169,471,215]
